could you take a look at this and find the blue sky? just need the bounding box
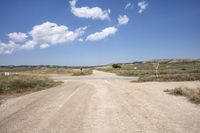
[0,0,200,66]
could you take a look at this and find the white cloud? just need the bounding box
[70,0,110,20]
[29,22,87,48]
[40,44,50,49]
[20,40,37,50]
[8,32,28,42]
[125,3,131,10]
[86,27,118,41]
[78,38,83,42]
[0,41,18,54]
[118,15,129,25]
[138,1,148,13]
[0,21,87,54]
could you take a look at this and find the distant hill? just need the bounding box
[0,59,200,68]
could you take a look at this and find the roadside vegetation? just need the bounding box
[164,87,200,104]
[0,74,61,96]
[0,67,92,101]
[138,73,200,82]
[98,60,200,82]
[0,67,93,76]
[72,69,93,76]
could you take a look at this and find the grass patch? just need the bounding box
[72,69,93,76]
[0,67,93,76]
[137,73,200,82]
[0,67,74,75]
[0,74,62,95]
[98,61,200,82]
[164,87,200,104]
[30,68,74,74]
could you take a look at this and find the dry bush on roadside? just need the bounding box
[0,75,61,94]
[164,87,200,104]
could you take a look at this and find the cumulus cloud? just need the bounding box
[8,32,28,42]
[30,22,87,48]
[138,1,148,13]
[0,22,87,54]
[20,40,37,50]
[86,27,118,41]
[0,41,18,54]
[70,0,110,20]
[118,15,129,25]
[125,3,131,10]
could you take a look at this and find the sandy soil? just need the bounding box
[0,70,200,133]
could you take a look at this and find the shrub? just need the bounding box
[112,64,121,69]
[164,87,200,104]
[181,68,186,71]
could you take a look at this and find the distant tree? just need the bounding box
[112,64,121,69]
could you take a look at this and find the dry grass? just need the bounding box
[164,87,200,104]
[19,68,74,75]
[0,67,93,76]
[99,61,200,82]
[0,74,62,95]
[137,73,200,82]
[72,69,93,76]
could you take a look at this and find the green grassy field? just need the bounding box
[98,60,200,81]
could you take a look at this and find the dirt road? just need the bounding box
[0,70,200,133]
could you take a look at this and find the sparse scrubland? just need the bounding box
[164,87,200,104]
[138,73,200,82]
[99,60,200,82]
[0,67,92,99]
[72,69,93,76]
[0,74,62,98]
[0,67,93,76]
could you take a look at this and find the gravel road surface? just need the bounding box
[0,70,200,133]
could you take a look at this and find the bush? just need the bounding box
[181,68,186,71]
[112,64,121,69]
[164,87,200,104]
